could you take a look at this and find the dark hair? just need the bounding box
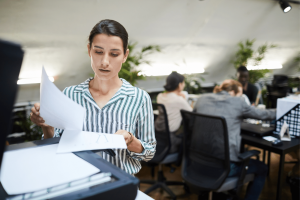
[164,72,185,91]
[213,79,242,94]
[88,19,128,54]
[237,65,248,72]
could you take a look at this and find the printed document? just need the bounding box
[39,67,126,153]
[57,130,127,153]
[0,144,100,195]
[40,67,85,130]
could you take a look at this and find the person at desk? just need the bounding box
[155,72,192,153]
[194,79,276,200]
[237,66,258,105]
[29,19,156,175]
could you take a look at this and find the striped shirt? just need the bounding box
[52,78,156,175]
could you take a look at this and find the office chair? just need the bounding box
[180,110,260,200]
[140,103,185,200]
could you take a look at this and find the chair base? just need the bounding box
[140,170,186,200]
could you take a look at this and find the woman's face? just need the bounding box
[87,34,129,80]
[178,81,185,91]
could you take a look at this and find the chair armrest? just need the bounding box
[234,150,260,194]
[238,150,260,161]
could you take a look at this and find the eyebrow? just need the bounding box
[94,45,121,51]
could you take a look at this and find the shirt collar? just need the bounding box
[74,77,136,97]
[217,90,230,96]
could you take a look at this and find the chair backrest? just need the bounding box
[180,110,230,191]
[151,103,171,163]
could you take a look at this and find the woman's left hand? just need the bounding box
[114,130,133,146]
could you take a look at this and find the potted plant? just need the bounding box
[119,42,161,86]
[232,39,277,83]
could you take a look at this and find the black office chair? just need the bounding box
[140,103,185,200]
[180,110,260,200]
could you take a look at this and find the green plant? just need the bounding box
[173,59,205,94]
[232,39,277,83]
[294,52,300,71]
[248,69,270,84]
[119,42,161,86]
[184,74,204,94]
[14,113,43,142]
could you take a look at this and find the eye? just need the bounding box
[95,51,103,54]
[111,53,119,57]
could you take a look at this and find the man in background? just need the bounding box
[237,66,258,104]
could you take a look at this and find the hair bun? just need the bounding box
[164,72,185,92]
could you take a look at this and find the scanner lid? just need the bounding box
[0,39,24,169]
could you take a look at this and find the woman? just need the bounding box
[194,79,275,200]
[155,72,192,153]
[30,19,156,175]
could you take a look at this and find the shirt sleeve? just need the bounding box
[127,91,156,162]
[241,99,276,120]
[179,96,193,112]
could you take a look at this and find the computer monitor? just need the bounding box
[0,40,24,169]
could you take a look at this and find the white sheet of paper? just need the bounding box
[135,190,154,200]
[57,130,127,153]
[263,136,278,142]
[0,144,100,195]
[40,67,85,130]
[280,121,291,141]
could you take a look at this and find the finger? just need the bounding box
[31,106,36,113]
[114,129,125,134]
[35,106,40,112]
[34,103,40,111]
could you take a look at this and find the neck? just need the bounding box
[89,75,123,95]
[167,89,181,95]
[243,82,248,91]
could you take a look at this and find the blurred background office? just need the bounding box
[1,0,299,199]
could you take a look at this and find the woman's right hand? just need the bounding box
[30,103,51,128]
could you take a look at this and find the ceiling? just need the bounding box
[0,0,299,102]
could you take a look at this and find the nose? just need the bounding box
[101,54,109,68]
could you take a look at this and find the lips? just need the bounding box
[99,69,110,73]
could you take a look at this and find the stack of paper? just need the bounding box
[0,144,100,195]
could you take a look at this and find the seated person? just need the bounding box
[235,83,251,105]
[237,66,258,104]
[194,79,276,200]
[155,72,192,153]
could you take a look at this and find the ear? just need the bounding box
[87,44,91,57]
[228,90,236,97]
[123,49,130,63]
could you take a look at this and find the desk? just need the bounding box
[241,133,300,200]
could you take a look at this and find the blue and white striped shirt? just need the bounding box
[53,78,156,175]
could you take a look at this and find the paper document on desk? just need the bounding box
[263,136,277,142]
[40,67,85,130]
[57,130,127,153]
[0,144,100,195]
